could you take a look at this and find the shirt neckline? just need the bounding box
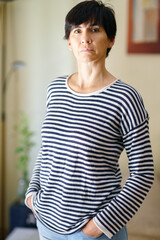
[65,74,119,97]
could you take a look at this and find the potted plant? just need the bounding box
[14,112,35,204]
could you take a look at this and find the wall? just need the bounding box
[11,0,76,177]
[1,0,75,232]
[1,0,160,233]
[106,0,160,174]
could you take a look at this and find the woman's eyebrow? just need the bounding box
[89,23,99,27]
[72,25,81,29]
[72,23,99,29]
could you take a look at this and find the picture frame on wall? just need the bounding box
[128,0,160,53]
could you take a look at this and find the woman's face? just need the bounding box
[68,22,114,63]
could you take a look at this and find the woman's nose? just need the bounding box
[81,33,92,44]
[81,39,91,44]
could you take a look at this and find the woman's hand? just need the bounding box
[26,195,35,215]
[82,219,103,237]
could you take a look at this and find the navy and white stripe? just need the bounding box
[26,76,154,238]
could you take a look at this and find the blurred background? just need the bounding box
[0,0,160,239]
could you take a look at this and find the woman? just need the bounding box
[25,1,154,239]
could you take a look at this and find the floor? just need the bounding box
[126,175,160,240]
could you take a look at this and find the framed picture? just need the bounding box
[128,0,160,53]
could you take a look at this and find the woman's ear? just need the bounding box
[68,41,72,51]
[108,39,115,48]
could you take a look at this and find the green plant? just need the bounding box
[14,112,35,181]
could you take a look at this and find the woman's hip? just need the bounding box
[36,218,128,240]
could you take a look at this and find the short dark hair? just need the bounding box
[64,0,117,57]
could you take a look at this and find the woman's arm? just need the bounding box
[93,84,154,238]
[25,82,52,208]
[25,148,42,207]
[93,119,154,238]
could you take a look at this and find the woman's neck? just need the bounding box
[68,61,116,94]
[77,61,107,88]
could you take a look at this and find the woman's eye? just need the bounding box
[91,28,100,32]
[74,29,81,34]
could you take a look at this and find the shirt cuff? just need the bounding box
[25,192,37,208]
[93,216,112,239]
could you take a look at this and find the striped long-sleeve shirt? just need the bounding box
[25,76,154,239]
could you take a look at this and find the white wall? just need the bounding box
[11,0,75,176]
[1,0,160,232]
[3,0,75,231]
[106,0,160,174]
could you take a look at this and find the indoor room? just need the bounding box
[0,0,160,239]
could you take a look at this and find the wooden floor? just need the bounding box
[127,175,160,240]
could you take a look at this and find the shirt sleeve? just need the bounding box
[93,87,154,239]
[25,83,52,204]
[25,147,42,202]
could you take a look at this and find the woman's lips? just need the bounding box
[81,48,94,52]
